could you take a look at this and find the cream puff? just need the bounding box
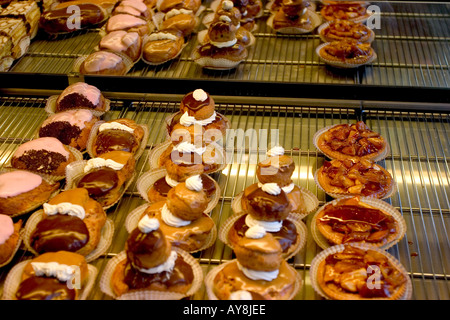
[142,29,185,64]
[0,214,22,266]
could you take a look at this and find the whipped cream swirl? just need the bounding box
[99,122,134,133]
[281,183,295,194]
[259,182,281,196]
[267,146,284,157]
[161,203,191,227]
[193,89,208,101]
[165,175,179,187]
[237,261,279,281]
[244,225,266,239]
[185,175,203,192]
[84,158,124,172]
[179,111,217,127]
[43,202,85,220]
[137,250,178,274]
[138,215,160,233]
[31,262,77,282]
[229,290,253,300]
[173,141,206,155]
[245,213,282,233]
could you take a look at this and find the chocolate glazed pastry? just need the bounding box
[30,215,89,254]
[16,276,76,300]
[94,130,138,155]
[77,167,119,200]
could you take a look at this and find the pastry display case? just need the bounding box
[0,0,449,301]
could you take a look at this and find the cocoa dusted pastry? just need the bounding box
[111,216,195,296]
[55,82,106,113]
[98,30,142,62]
[29,188,107,257]
[142,29,185,64]
[76,150,136,207]
[15,251,89,300]
[211,225,299,300]
[0,170,59,217]
[38,109,99,151]
[0,214,22,266]
[91,118,146,157]
[315,244,409,300]
[11,137,78,177]
[140,175,215,252]
[316,121,387,161]
[39,2,107,34]
[316,158,394,199]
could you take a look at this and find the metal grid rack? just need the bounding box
[0,94,448,300]
[3,1,450,96]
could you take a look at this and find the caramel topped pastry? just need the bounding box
[319,38,374,64]
[315,197,402,247]
[315,245,409,300]
[320,20,373,43]
[316,121,387,161]
[142,29,185,65]
[320,3,369,22]
[316,158,394,199]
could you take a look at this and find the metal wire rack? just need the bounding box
[4,1,450,94]
[0,94,448,300]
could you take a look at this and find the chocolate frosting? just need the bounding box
[16,276,76,300]
[77,167,119,198]
[126,227,168,270]
[246,187,291,219]
[181,91,211,111]
[94,130,138,155]
[30,215,89,253]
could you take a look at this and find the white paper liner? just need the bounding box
[314,165,397,200]
[136,168,221,214]
[218,212,308,260]
[204,259,302,300]
[64,160,136,210]
[45,94,111,118]
[0,228,23,268]
[231,187,319,220]
[310,243,413,300]
[267,9,322,34]
[148,140,227,174]
[125,203,217,253]
[317,20,375,43]
[99,248,203,300]
[86,120,149,161]
[6,144,83,182]
[22,209,115,262]
[72,50,135,76]
[310,196,407,250]
[1,261,98,300]
[312,123,390,162]
[316,42,377,69]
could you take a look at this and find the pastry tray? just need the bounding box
[0,93,448,300]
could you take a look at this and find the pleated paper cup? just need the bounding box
[65,160,136,210]
[231,186,320,220]
[99,248,203,300]
[1,260,98,300]
[312,124,390,162]
[136,168,221,213]
[204,259,303,300]
[314,165,397,200]
[218,212,308,260]
[125,203,217,254]
[317,21,375,43]
[0,228,22,268]
[310,196,407,250]
[316,42,377,69]
[267,9,322,34]
[22,209,115,262]
[193,54,246,70]
[45,95,111,118]
[86,120,149,161]
[310,243,412,300]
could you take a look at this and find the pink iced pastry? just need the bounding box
[0,170,43,198]
[82,51,124,73]
[57,82,101,107]
[106,14,147,31]
[99,31,140,52]
[13,137,70,160]
[0,214,14,245]
[41,109,94,130]
[114,0,150,17]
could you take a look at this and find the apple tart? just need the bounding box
[318,20,374,43]
[316,38,376,68]
[320,3,371,23]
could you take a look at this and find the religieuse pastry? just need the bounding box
[315,158,395,199]
[0,214,22,267]
[2,251,96,300]
[310,243,411,300]
[314,121,388,161]
[318,19,375,43]
[38,109,99,151]
[128,175,216,252]
[0,170,59,217]
[316,38,376,68]
[311,196,406,250]
[23,188,112,261]
[10,137,82,179]
[267,0,321,34]
[100,215,202,299]
[206,225,301,300]
[66,150,136,208]
[88,118,147,159]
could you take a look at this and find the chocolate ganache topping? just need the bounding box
[16,276,76,300]
[181,91,211,111]
[77,167,119,198]
[94,129,138,155]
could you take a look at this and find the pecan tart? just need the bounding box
[316,158,394,199]
[314,244,410,300]
[317,38,376,67]
[320,3,370,22]
[314,197,404,248]
[319,20,374,43]
[315,121,388,161]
